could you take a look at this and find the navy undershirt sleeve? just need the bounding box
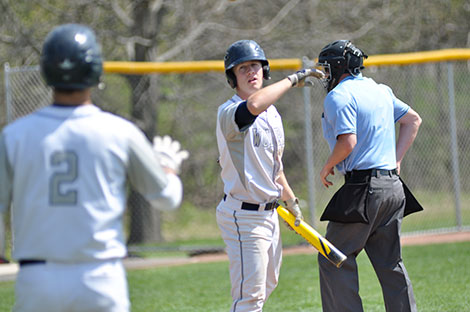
[235,101,257,131]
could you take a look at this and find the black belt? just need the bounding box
[19,259,46,267]
[345,168,398,181]
[223,194,278,211]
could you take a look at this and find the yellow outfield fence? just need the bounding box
[102,48,470,74]
[103,58,303,74]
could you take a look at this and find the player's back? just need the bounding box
[2,104,140,262]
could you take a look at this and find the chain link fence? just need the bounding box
[2,55,470,252]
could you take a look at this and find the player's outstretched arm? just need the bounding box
[246,68,325,116]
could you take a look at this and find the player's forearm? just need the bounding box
[246,79,292,115]
[276,171,295,201]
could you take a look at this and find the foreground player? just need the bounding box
[317,40,422,312]
[0,24,188,312]
[216,39,324,311]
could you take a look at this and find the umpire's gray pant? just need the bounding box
[319,174,417,312]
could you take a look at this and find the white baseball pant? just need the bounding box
[217,196,282,312]
[14,259,129,312]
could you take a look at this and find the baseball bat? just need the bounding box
[277,205,347,268]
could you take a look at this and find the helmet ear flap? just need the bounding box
[262,63,271,80]
[344,41,367,75]
[226,70,237,88]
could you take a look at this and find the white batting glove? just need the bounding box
[152,135,189,174]
[287,68,325,87]
[283,197,303,226]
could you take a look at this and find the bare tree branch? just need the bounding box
[116,35,153,47]
[0,33,14,44]
[112,0,134,27]
[154,0,301,61]
[150,0,164,13]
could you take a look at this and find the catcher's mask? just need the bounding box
[41,23,103,91]
[224,40,270,89]
[316,40,368,92]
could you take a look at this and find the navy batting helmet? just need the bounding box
[224,40,270,88]
[41,24,103,90]
[317,40,368,92]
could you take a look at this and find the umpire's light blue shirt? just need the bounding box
[321,74,409,174]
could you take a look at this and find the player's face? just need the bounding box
[234,60,263,98]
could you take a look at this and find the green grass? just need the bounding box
[0,282,14,311]
[1,241,469,311]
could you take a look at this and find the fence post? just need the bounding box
[302,57,316,227]
[4,63,12,123]
[446,62,462,230]
[1,64,10,261]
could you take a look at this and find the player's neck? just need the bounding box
[237,87,258,101]
[53,88,93,106]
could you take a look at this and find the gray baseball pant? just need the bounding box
[319,174,417,312]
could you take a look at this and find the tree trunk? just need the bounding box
[126,0,166,245]
[126,74,162,244]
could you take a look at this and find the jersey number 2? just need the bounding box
[49,151,78,205]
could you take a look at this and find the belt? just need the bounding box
[223,194,278,211]
[19,259,46,267]
[345,168,398,181]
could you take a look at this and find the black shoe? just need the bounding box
[0,257,10,264]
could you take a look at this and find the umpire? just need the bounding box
[316,40,423,312]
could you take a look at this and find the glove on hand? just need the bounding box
[152,135,189,174]
[283,197,303,227]
[287,68,325,87]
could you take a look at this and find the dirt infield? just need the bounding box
[401,230,470,246]
[125,230,470,270]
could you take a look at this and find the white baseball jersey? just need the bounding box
[0,104,182,262]
[216,94,285,203]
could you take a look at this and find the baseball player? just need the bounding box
[216,39,324,312]
[0,24,188,312]
[316,40,422,312]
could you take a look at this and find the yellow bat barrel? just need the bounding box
[277,205,347,268]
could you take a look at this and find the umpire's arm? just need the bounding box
[396,108,422,173]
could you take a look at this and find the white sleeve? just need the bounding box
[147,173,183,211]
[218,102,244,141]
[127,127,182,211]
